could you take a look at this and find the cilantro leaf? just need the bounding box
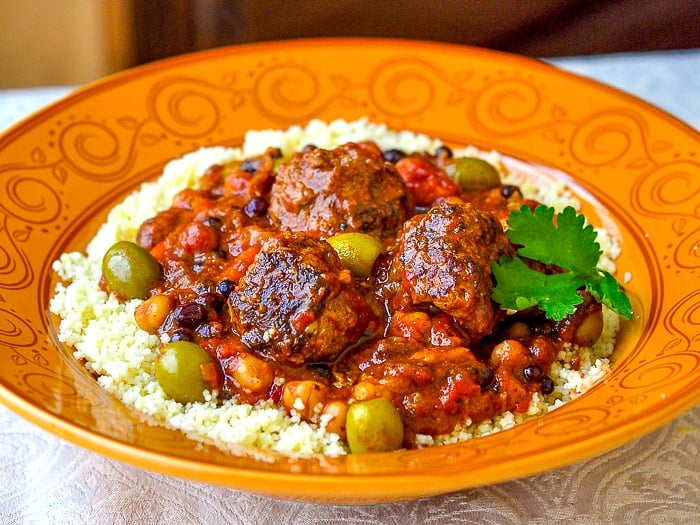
[506,205,601,277]
[491,205,633,321]
[587,270,633,319]
[491,256,586,321]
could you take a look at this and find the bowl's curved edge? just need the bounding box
[1,37,699,504]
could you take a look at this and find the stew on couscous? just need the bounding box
[97,138,623,452]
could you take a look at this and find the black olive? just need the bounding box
[501,185,521,198]
[434,145,453,158]
[382,148,406,163]
[541,375,555,395]
[173,303,205,328]
[240,158,258,173]
[195,292,225,311]
[523,363,543,382]
[216,279,235,297]
[243,196,268,217]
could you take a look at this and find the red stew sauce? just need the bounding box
[119,141,603,448]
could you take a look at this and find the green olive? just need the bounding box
[154,341,219,404]
[451,157,500,191]
[102,241,161,300]
[346,397,404,453]
[327,232,383,278]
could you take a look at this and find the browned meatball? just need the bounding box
[268,142,412,239]
[391,200,514,343]
[228,232,372,365]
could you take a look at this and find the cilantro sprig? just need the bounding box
[491,205,633,321]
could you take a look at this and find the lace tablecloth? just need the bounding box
[1,50,699,524]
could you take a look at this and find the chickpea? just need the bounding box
[134,294,173,333]
[389,311,431,341]
[555,294,604,346]
[572,306,604,347]
[490,339,530,368]
[351,380,387,402]
[231,352,274,394]
[529,335,557,365]
[500,321,531,341]
[321,399,348,439]
[281,380,329,421]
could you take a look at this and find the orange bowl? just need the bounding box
[1,39,698,503]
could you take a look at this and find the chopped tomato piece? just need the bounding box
[149,240,166,262]
[395,157,458,206]
[220,245,260,283]
[176,223,220,252]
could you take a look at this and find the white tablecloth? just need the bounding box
[1,49,699,524]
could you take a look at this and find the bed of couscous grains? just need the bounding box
[49,119,621,456]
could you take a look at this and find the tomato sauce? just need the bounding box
[125,142,601,447]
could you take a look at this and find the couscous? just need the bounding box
[50,119,629,455]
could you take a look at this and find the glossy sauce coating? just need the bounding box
[125,142,601,447]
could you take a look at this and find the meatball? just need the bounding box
[228,232,372,365]
[268,142,412,239]
[391,200,515,343]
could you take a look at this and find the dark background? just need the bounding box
[130,0,700,66]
